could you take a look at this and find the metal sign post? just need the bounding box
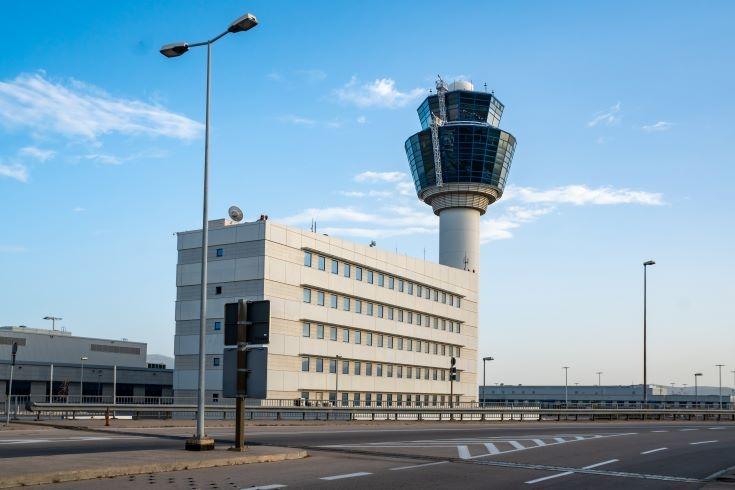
[5,342,18,425]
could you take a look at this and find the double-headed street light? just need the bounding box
[643,260,655,404]
[563,366,570,406]
[160,12,258,452]
[80,356,88,403]
[716,364,725,409]
[482,356,494,406]
[43,316,62,331]
[694,373,703,406]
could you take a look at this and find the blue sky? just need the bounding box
[1,0,733,388]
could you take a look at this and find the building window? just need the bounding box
[424,368,429,380]
[441,344,446,356]
[317,324,325,339]
[388,276,394,289]
[318,256,326,271]
[304,251,312,267]
[424,342,429,354]
[343,297,350,311]
[366,303,374,316]
[366,332,372,346]
[216,248,224,257]
[433,289,439,301]
[213,321,221,331]
[355,299,362,314]
[344,263,351,278]
[433,369,438,381]
[356,267,363,281]
[342,360,349,374]
[377,305,383,318]
[212,393,219,403]
[329,359,337,373]
[301,391,309,401]
[303,288,311,303]
[213,357,220,367]
[407,311,413,324]
[448,321,453,333]
[366,393,372,405]
[353,392,360,405]
[407,282,414,295]
[302,322,310,337]
[407,339,413,351]
[317,291,325,306]
[457,347,461,357]
[457,323,461,334]
[367,270,374,284]
[341,392,349,406]
[457,297,461,308]
[397,337,403,350]
[387,308,394,320]
[397,366,403,378]
[301,357,309,372]
[387,336,394,349]
[416,340,421,352]
[343,329,350,343]
[316,358,324,372]
[424,315,430,327]
[398,310,404,322]
[424,288,430,300]
[387,365,393,377]
[441,370,446,381]
[377,364,383,377]
[215,286,222,295]
[354,330,361,344]
[377,273,384,287]
[442,292,447,304]
[330,294,338,308]
[440,318,444,330]
[416,313,422,326]
[365,362,373,376]
[331,259,339,274]
[398,279,404,292]
[377,334,383,347]
[330,327,337,341]
[406,366,413,378]
[433,343,438,354]
[417,285,423,297]
[377,393,383,406]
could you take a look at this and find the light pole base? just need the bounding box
[185,437,215,451]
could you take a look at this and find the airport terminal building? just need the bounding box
[174,79,516,406]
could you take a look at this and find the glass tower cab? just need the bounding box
[405,79,517,273]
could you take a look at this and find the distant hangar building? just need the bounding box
[173,78,516,405]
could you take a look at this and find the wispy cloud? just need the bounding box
[587,102,621,127]
[334,76,425,109]
[19,146,55,162]
[0,245,27,253]
[354,171,407,183]
[505,184,664,206]
[278,114,316,126]
[296,69,327,83]
[356,115,367,124]
[641,121,673,132]
[0,162,28,182]
[0,72,202,140]
[73,206,86,212]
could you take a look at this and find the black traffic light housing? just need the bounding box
[450,356,457,381]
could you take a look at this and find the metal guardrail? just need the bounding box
[24,401,735,422]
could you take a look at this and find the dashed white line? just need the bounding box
[390,461,448,471]
[690,440,718,445]
[641,447,668,455]
[240,485,286,490]
[525,459,619,485]
[320,472,372,481]
[651,430,668,433]
[681,428,698,432]
[553,437,566,443]
[709,427,726,430]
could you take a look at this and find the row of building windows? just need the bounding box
[301,391,460,407]
[302,288,462,334]
[300,355,461,381]
[302,322,461,357]
[303,251,461,308]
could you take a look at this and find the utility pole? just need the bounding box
[482,357,494,407]
[563,366,570,406]
[716,364,725,409]
[643,260,655,404]
[694,373,702,406]
[5,342,18,425]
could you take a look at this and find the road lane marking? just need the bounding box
[508,441,526,450]
[240,486,286,490]
[532,439,546,447]
[483,443,500,454]
[690,440,718,445]
[0,436,144,445]
[641,447,668,455]
[681,428,698,431]
[708,427,726,430]
[390,461,448,471]
[553,437,566,443]
[320,472,372,480]
[525,459,619,484]
[457,445,471,459]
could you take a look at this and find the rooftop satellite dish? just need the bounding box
[228,206,244,222]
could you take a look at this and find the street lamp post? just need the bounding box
[335,355,342,406]
[694,373,702,406]
[5,342,18,425]
[482,356,494,406]
[160,12,259,452]
[563,366,570,406]
[643,260,655,404]
[716,364,725,409]
[43,316,62,331]
[80,356,88,403]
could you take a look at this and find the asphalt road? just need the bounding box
[3,421,735,489]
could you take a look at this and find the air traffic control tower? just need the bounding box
[405,79,516,272]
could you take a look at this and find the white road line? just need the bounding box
[457,445,471,459]
[641,447,668,455]
[390,461,448,471]
[690,440,718,445]
[709,427,726,430]
[240,485,286,490]
[681,428,698,431]
[525,459,619,485]
[483,443,500,454]
[532,439,546,447]
[320,472,372,481]
[508,441,526,450]
[651,430,668,433]
[553,437,566,443]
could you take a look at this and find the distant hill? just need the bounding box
[147,354,174,369]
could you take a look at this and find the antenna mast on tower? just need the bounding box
[431,76,448,187]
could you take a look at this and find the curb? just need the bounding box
[0,449,307,488]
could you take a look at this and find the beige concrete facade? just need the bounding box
[175,218,478,404]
